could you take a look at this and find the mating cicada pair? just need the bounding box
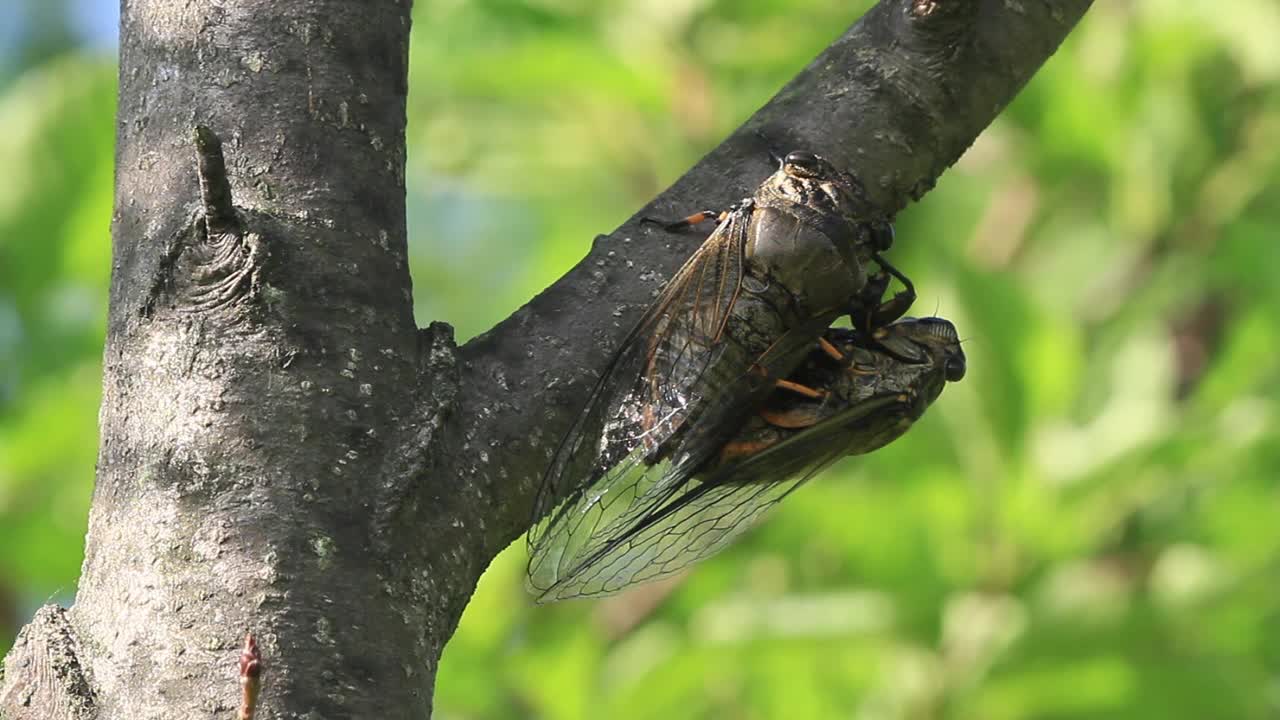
[528,151,965,601]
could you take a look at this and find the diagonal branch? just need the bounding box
[421,0,1092,563]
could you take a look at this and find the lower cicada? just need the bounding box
[528,316,964,601]
[528,151,912,599]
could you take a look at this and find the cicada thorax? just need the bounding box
[751,152,886,298]
[743,205,870,315]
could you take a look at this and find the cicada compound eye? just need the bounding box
[782,151,822,178]
[784,150,818,166]
[870,221,895,251]
[945,353,967,382]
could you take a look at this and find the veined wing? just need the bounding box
[528,207,758,595]
[530,392,912,601]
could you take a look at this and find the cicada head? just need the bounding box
[758,150,873,219]
[866,316,965,413]
[890,317,965,381]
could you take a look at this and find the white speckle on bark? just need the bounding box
[314,616,336,646]
[309,535,336,568]
[242,52,266,72]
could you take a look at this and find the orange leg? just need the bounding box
[640,209,726,232]
[818,336,844,362]
[775,378,827,399]
[759,406,821,429]
[716,438,776,466]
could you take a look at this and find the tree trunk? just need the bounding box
[1,0,1091,717]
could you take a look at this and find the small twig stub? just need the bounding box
[193,125,240,237]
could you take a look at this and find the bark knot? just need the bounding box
[143,126,266,319]
[180,227,264,314]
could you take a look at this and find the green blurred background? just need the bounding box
[3,1,1279,717]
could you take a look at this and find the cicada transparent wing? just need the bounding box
[530,392,906,601]
[529,206,766,595]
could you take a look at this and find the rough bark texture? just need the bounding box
[1,0,1091,717]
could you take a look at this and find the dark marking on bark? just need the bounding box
[143,221,264,318]
[900,0,979,64]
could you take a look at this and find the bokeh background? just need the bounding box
[3,1,1279,717]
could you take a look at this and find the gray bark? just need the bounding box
[1,0,1091,717]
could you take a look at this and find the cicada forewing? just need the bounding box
[528,205,805,598]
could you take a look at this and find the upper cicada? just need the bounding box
[528,151,924,601]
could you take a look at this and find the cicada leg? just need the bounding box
[866,252,916,328]
[639,209,726,233]
[818,336,844,362]
[757,405,823,429]
[774,378,827,400]
[715,438,775,467]
[715,404,821,467]
[851,252,916,335]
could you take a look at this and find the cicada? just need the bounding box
[528,314,963,601]
[528,152,911,597]
[711,317,966,471]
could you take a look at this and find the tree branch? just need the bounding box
[440,0,1093,557]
